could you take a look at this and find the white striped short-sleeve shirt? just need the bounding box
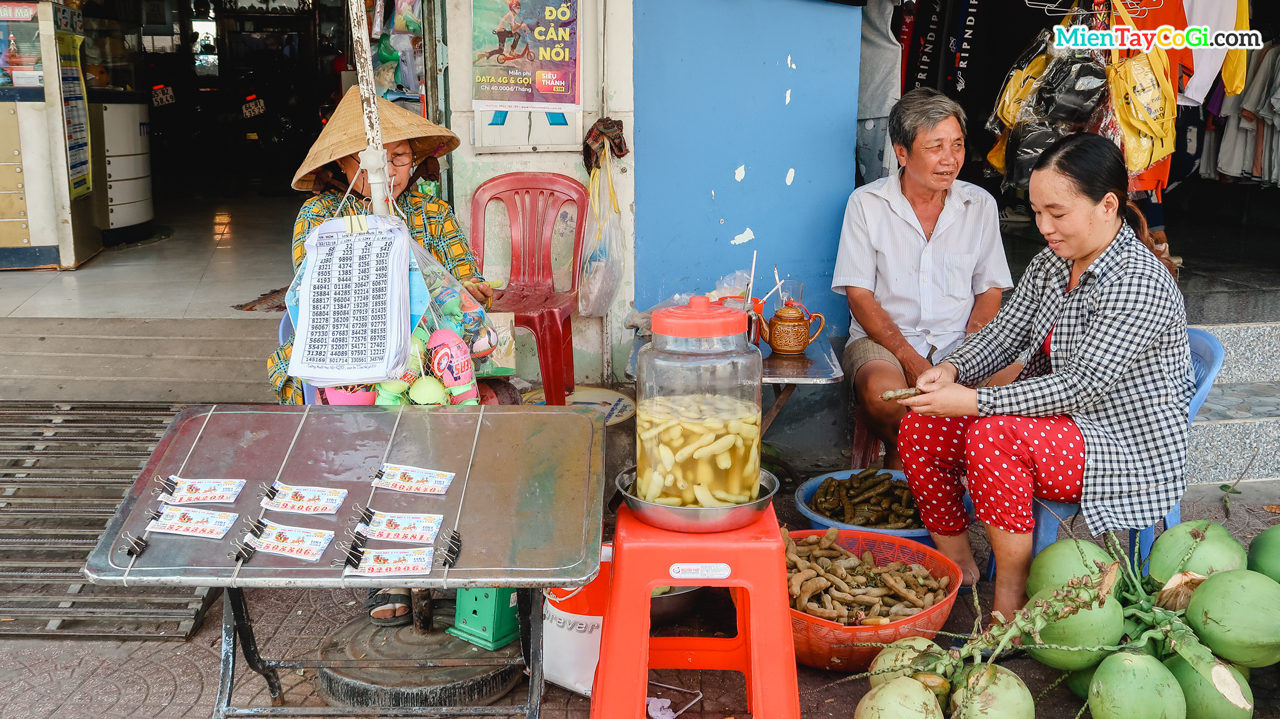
[831,173,1013,359]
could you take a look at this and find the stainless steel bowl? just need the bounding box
[650,585,704,626]
[615,467,778,533]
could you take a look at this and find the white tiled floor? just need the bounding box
[0,196,299,319]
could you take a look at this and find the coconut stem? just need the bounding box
[1035,672,1070,705]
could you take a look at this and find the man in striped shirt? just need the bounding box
[832,88,1013,469]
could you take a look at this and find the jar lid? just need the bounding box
[652,295,747,338]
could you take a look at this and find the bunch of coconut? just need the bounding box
[855,637,1035,718]
[1027,522,1280,719]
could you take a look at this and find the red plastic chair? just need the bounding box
[471,172,588,406]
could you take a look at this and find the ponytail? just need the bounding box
[1123,199,1150,246]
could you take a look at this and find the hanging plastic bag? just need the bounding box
[1106,1,1176,174]
[1004,121,1066,191]
[1036,51,1108,125]
[578,148,625,317]
[987,30,1053,135]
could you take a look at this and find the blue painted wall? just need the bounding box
[633,0,861,333]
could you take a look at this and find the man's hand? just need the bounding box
[916,361,959,391]
[900,353,935,389]
[463,281,501,306]
[898,382,978,418]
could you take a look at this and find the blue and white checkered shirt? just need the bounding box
[944,223,1193,535]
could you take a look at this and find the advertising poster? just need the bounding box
[55,29,91,199]
[471,0,579,112]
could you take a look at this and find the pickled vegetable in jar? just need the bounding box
[635,296,763,508]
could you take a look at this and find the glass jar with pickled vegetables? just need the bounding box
[635,296,763,509]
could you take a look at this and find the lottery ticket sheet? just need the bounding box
[372,463,456,495]
[147,507,239,540]
[261,481,348,515]
[159,478,246,505]
[287,215,412,386]
[355,511,444,544]
[245,521,335,562]
[343,547,435,577]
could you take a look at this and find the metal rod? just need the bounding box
[262,658,523,669]
[227,588,284,706]
[222,707,531,717]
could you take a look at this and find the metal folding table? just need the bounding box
[84,404,606,718]
[626,336,844,432]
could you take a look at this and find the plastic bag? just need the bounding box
[402,233,498,361]
[1036,51,1107,125]
[578,148,625,317]
[1004,121,1066,191]
[987,31,1053,135]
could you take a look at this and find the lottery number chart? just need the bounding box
[289,216,411,386]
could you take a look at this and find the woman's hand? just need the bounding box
[898,382,978,418]
[916,361,959,390]
[463,281,500,307]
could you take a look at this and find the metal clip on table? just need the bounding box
[85,404,606,718]
[627,335,844,433]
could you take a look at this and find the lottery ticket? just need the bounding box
[343,547,435,577]
[371,464,455,495]
[261,482,348,515]
[159,477,246,505]
[146,507,239,540]
[355,511,443,544]
[245,521,335,562]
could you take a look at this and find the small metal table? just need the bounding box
[626,336,844,433]
[85,404,606,719]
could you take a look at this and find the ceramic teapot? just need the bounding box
[759,300,825,355]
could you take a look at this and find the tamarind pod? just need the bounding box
[809,549,844,559]
[861,551,876,570]
[800,535,822,546]
[871,561,904,574]
[786,553,809,571]
[868,522,911,530]
[848,574,869,586]
[831,564,848,580]
[923,592,936,608]
[862,617,891,626]
[789,569,817,596]
[854,467,878,481]
[817,526,840,550]
[834,600,849,624]
[869,602,883,617]
[815,557,833,571]
[780,526,796,553]
[821,593,835,611]
[883,575,925,608]
[693,434,737,460]
[875,472,893,482]
[804,602,840,620]
[793,545,814,557]
[849,595,882,606]
[829,589,857,603]
[860,587,894,598]
[815,568,852,594]
[796,576,831,608]
[841,487,857,524]
[850,480,892,505]
[897,608,922,617]
[868,511,889,525]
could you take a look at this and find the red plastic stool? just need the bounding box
[590,505,800,718]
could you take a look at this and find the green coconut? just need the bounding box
[1186,569,1280,668]
[1163,654,1253,719]
[408,376,447,405]
[950,664,1035,719]
[868,636,940,687]
[1067,667,1096,701]
[1023,584,1126,671]
[854,676,943,719]
[1027,539,1114,597]
[1149,521,1247,585]
[1089,651,1186,719]
[1246,524,1280,584]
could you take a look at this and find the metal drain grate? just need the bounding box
[0,401,217,639]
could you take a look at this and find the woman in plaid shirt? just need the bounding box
[894,133,1194,620]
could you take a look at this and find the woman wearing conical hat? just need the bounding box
[266,89,497,625]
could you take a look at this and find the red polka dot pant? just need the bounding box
[897,412,1086,535]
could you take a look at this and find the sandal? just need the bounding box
[366,588,412,626]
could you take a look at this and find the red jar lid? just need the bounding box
[652,295,747,338]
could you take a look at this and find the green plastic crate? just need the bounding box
[446,587,520,650]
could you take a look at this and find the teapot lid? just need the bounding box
[652,295,747,338]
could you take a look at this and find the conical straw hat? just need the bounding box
[291,86,460,190]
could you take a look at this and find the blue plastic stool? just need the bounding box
[985,328,1225,579]
[278,313,318,406]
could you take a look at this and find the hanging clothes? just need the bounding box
[1258,50,1280,185]
[1180,0,1245,104]
[1221,0,1252,96]
[1217,45,1270,178]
